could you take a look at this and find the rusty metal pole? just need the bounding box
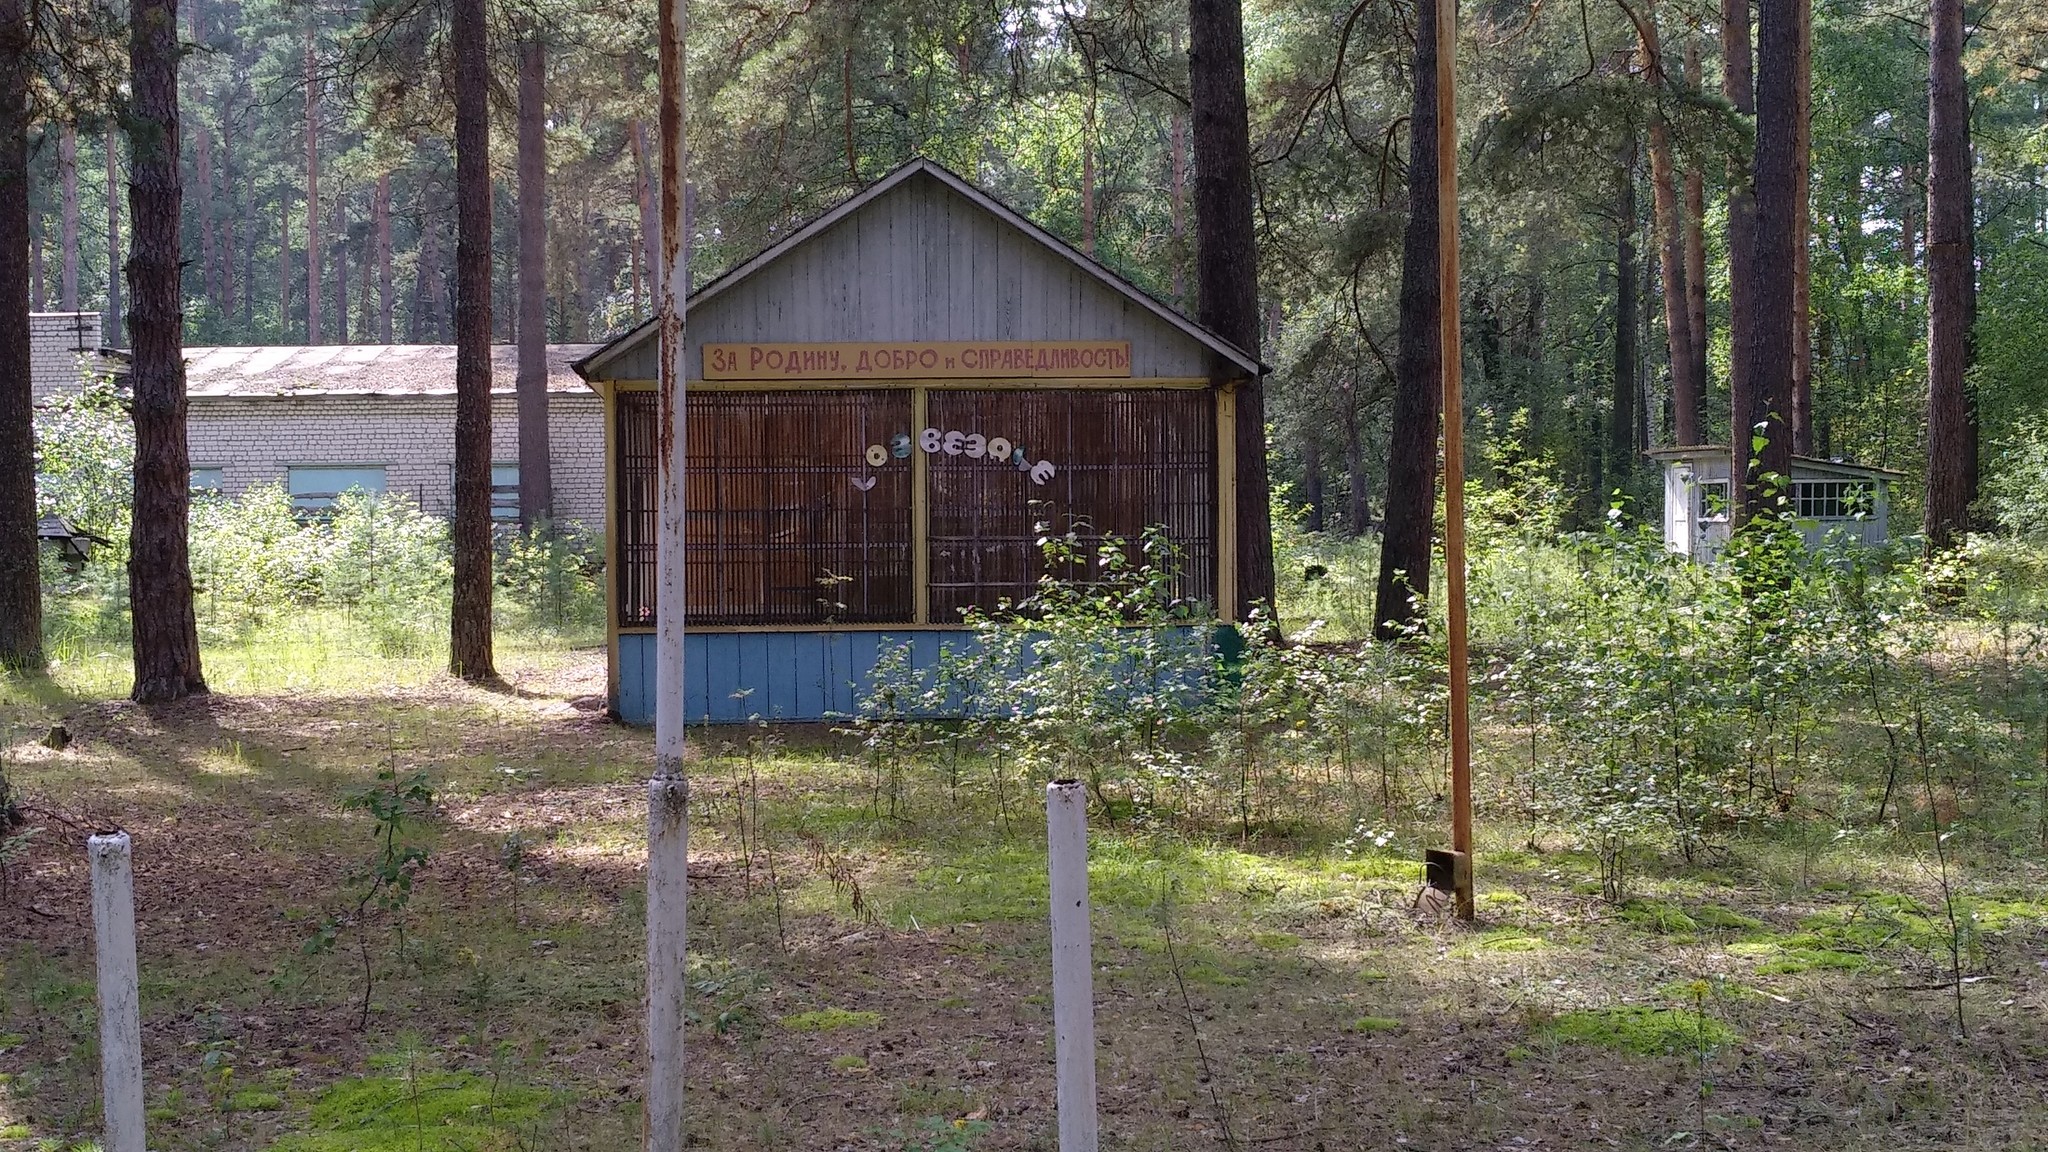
[1436,0,1475,921]
[645,0,689,1140]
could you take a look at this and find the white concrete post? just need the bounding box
[1046,780,1099,1152]
[88,833,145,1152]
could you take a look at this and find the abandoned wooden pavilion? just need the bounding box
[574,158,1263,724]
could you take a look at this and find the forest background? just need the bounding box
[16,0,2048,532]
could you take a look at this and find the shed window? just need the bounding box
[927,389,1215,619]
[615,390,913,627]
[288,465,387,512]
[1695,480,1729,522]
[1793,480,1874,520]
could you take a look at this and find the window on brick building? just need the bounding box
[288,465,387,513]
[190,468,225,493]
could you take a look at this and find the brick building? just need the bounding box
[28,312,605,531]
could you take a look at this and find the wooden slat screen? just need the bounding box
[614,390,915,626]
[926,389,1215,621]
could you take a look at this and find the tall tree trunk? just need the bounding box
[1189,0,1273,621]
[631,118,659,300]
[128,0,206,702]
[357,196,371,341]
[1738,0,1800,524]
[1613,154,1640,472]
[1344,398,1371,534]
[304,42,321,344]
[1169,30,1188,307]
[517,34,551,528]
[193,48,215,323]
[276,187,290,338]
[451,0,495,679]
[0,0,44,672]
[1722,0,1756,482]
[1682,38,1709,407]
[59,121,78,309]
[376,172,393,342]
[1373,0,1441,639]
[1923,0,1972,551]
[1080,65,1097,255]
[1789,0,1813,454]
[333,190,348,343]
[106,130,122,345]
[29,212,40,309]
[1302,437,1325,532]
[1637,0,1698,446]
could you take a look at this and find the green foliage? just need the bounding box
[32,380,132,542]
[1539,1007,1738,1057]
[779,1007,882,1033]
[497,522,605,635]
[306,764,436,1030]
[1982,419,2048,543]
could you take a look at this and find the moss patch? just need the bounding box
[780,1007,882,1033]
[1451,930,1545,958]
[1350,1016,1403,1033]
[266,1070,552,1152]
[1540,1007,1738,1057]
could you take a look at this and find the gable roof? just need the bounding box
[1646,445,1907,480]
[173,344,601,398]
[574,157,1263,380]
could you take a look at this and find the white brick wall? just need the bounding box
[29,312,103,404]
[187,392,607,530]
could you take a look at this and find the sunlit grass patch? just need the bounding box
[266,1068,555,1152]
[1538,1006,1738,1056]
[780,1007,882,1033]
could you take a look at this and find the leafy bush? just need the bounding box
[498,520,604,633]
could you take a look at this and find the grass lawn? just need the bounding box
[6,642,2048,1151]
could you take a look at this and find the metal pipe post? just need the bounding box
[1046,780,1099,1152]
[89,833,146,1152]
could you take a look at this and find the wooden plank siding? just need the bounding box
[592,171,1227,382]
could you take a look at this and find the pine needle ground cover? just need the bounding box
[5,636,2048,1151]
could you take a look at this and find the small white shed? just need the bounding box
[1648,446,1902,562]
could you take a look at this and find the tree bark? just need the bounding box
[304,41,321,344]
[276,187,291,339]
[1613,153,1639,472]
[631,118,659,300]
[450,0,495,679]
[1682,37,1709,408]
[59,121,78,309]
[1169,31,1187,307]
[1189,0,1273,621]
[1737,0,1799,524]
[193,13,215,324]
[1789,0,1813,453]
[106,130,122,345]
[1373,0,1441,639]
[332,189,348,343]
[1637,0,1698,446]
[517,33,551,528]
[128,0,206,702]
[1344,398,1371,534]
[1923,0,1972,552]
[376,172,393,342]
[1080,64,1097,255]
[1302,438,1324,533]
[0,0,44,672]
[1722,0,1756,486]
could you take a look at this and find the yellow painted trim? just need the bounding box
[1216,385,1238,624]
[911,387,931,625]
[603,386,621,710]
[599,377,1209,392]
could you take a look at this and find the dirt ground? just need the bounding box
[6,648,2048,1151]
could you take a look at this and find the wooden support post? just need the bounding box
[647,0,690,1138]
[89,833,146,1152]
[1046,780,1099,1152]
[1215,385,1238,624]
[912,387,931,626]
[1436,0,1475,920]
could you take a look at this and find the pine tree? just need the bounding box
[449,0,495,679]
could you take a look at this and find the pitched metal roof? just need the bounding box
[574,157,1264,380]
[172,343,602,398]
[1645,445,1907,480]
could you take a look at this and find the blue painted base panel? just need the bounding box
[616,630,977,725]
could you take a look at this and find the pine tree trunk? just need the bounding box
[631,118,659,300]
[1738,0,1800,524]
[1189,0,1273,621]
[106,130,122,345]
[194,100,215,322]
[1302,438,1324,533]
[1169,30,1187,307]
[333,190,348,343]
[304,41,321,344]
[376,172,393,342]
[0,0,44,672]
[1373,0,1441,639]
[59,121,78,309]
[1638,0,1699,446]
[1682,38,1710,406]
[1080,68,1097,255]
[128,0,206,702]
[517,34,551,528]
[1722,0,1756,484]
[1923,0,1972,552]
[1790,0,1813,454]
[1614,155,1639,471]
[1344,400,1371,534]
[29,213,41,309]
[450,0,495,679]
[276,188,291,338]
